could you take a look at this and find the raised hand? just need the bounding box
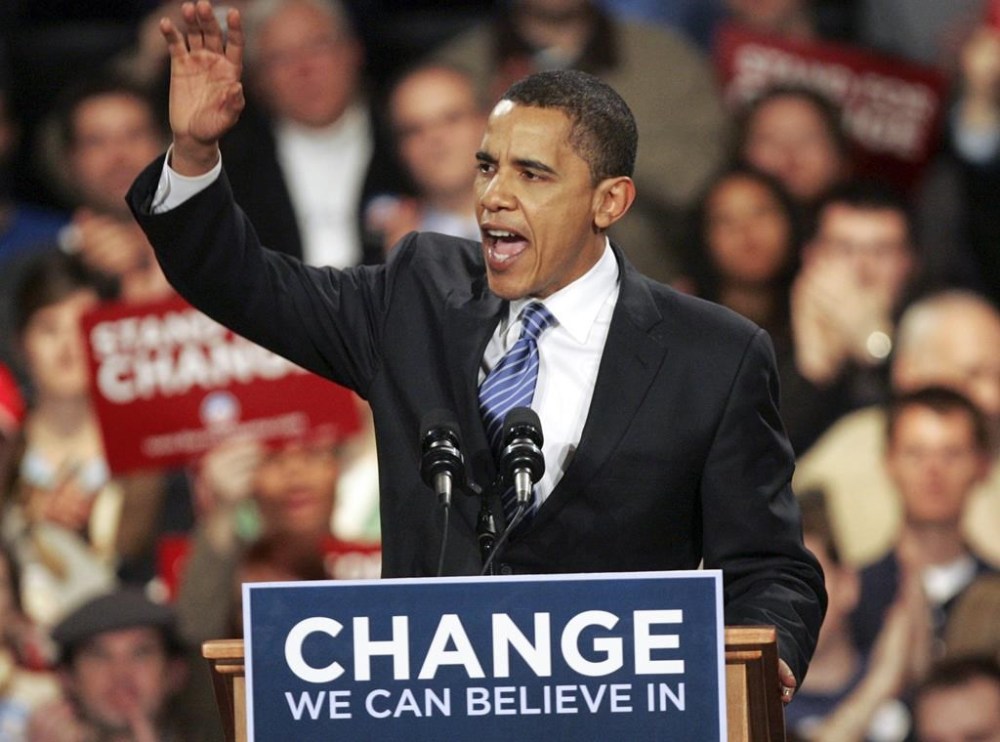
[160,0,245,175]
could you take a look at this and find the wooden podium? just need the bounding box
[203,625,785,741]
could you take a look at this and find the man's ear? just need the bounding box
[593,176,636,232]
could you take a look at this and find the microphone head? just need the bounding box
[500,406,545,484]
[420,409,462,448]
[501,406,544,447]
[419,409,465,491]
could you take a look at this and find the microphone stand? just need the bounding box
[476,502,497,574]
[479,502,528,576]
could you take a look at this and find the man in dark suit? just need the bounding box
[129,1,825,698]
[220,0,405,266]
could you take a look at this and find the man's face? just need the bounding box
[886,406,989,529]
[253,441,339,537]
[475,102,607,300]
[811,203,912,299]
[915,678,1000,742]
[898,305,1000,425]
[254,0,362,128]
[68,94,163,215]
[68,627,179,733]
[743,95,844,203]
[390,68,485,203]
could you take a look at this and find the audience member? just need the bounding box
[221,0,404,267]
[2,74,175,397]
[786,179,917,452]
[1,252,118,629]
[40,75,172,304]
[431,0,730,284]
[0,79,66,266]
[950,19,1000,306]
[364,62,486,254]
[794,290,1000,568]
[175,435,358,646]
[787,488,928,741]
[851,387,996,656]
[682,165,801,337]
[681,165,855,454]
[911,655,1000,742]
[0,543,59,740]
[736,86,852,214]
[26,589,192,742]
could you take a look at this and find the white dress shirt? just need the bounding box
[274,104,372,267]
[479,244,620,507]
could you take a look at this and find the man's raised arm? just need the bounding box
[160,0,246,176]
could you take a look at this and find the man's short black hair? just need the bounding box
[886,386,991,453]
[50,74,166,152]
[500,69,637,184]
[808,178,915,246]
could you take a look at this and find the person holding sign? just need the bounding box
[126,0,825,700]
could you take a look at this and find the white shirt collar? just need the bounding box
[506,239,619,344]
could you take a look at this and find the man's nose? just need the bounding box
[479,170,515,212]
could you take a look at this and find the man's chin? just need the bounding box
[486,272,528,301]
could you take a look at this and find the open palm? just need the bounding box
[161,1,245,155]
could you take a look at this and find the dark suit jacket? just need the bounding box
[129,156,826,682]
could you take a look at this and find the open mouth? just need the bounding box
[483,228,529,267]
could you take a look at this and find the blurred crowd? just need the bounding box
[1,0,1000,739]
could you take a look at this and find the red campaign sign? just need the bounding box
[714,23,951,190]
[82,295,361,474]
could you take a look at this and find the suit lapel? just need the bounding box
[442,275,505,498]
[532,253,669,527]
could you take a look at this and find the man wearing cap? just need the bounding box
[26,590,188,742]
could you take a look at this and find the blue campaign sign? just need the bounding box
[243,571,726,741]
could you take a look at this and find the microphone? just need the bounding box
[499,407,545,506]
[419,410,465,508]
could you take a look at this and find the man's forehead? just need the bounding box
[480,103,576,161]
[81,625,165,650]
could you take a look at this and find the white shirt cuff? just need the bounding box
[151,145,223,214]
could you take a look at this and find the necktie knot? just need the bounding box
[518,301,556,344]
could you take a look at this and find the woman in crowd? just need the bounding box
[0,251,118,629]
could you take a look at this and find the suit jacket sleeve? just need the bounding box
[128,154,386,398]
[703,328,826,682]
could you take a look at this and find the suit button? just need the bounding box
[499,564,513,575]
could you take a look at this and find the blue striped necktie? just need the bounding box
[478,301,557,524]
